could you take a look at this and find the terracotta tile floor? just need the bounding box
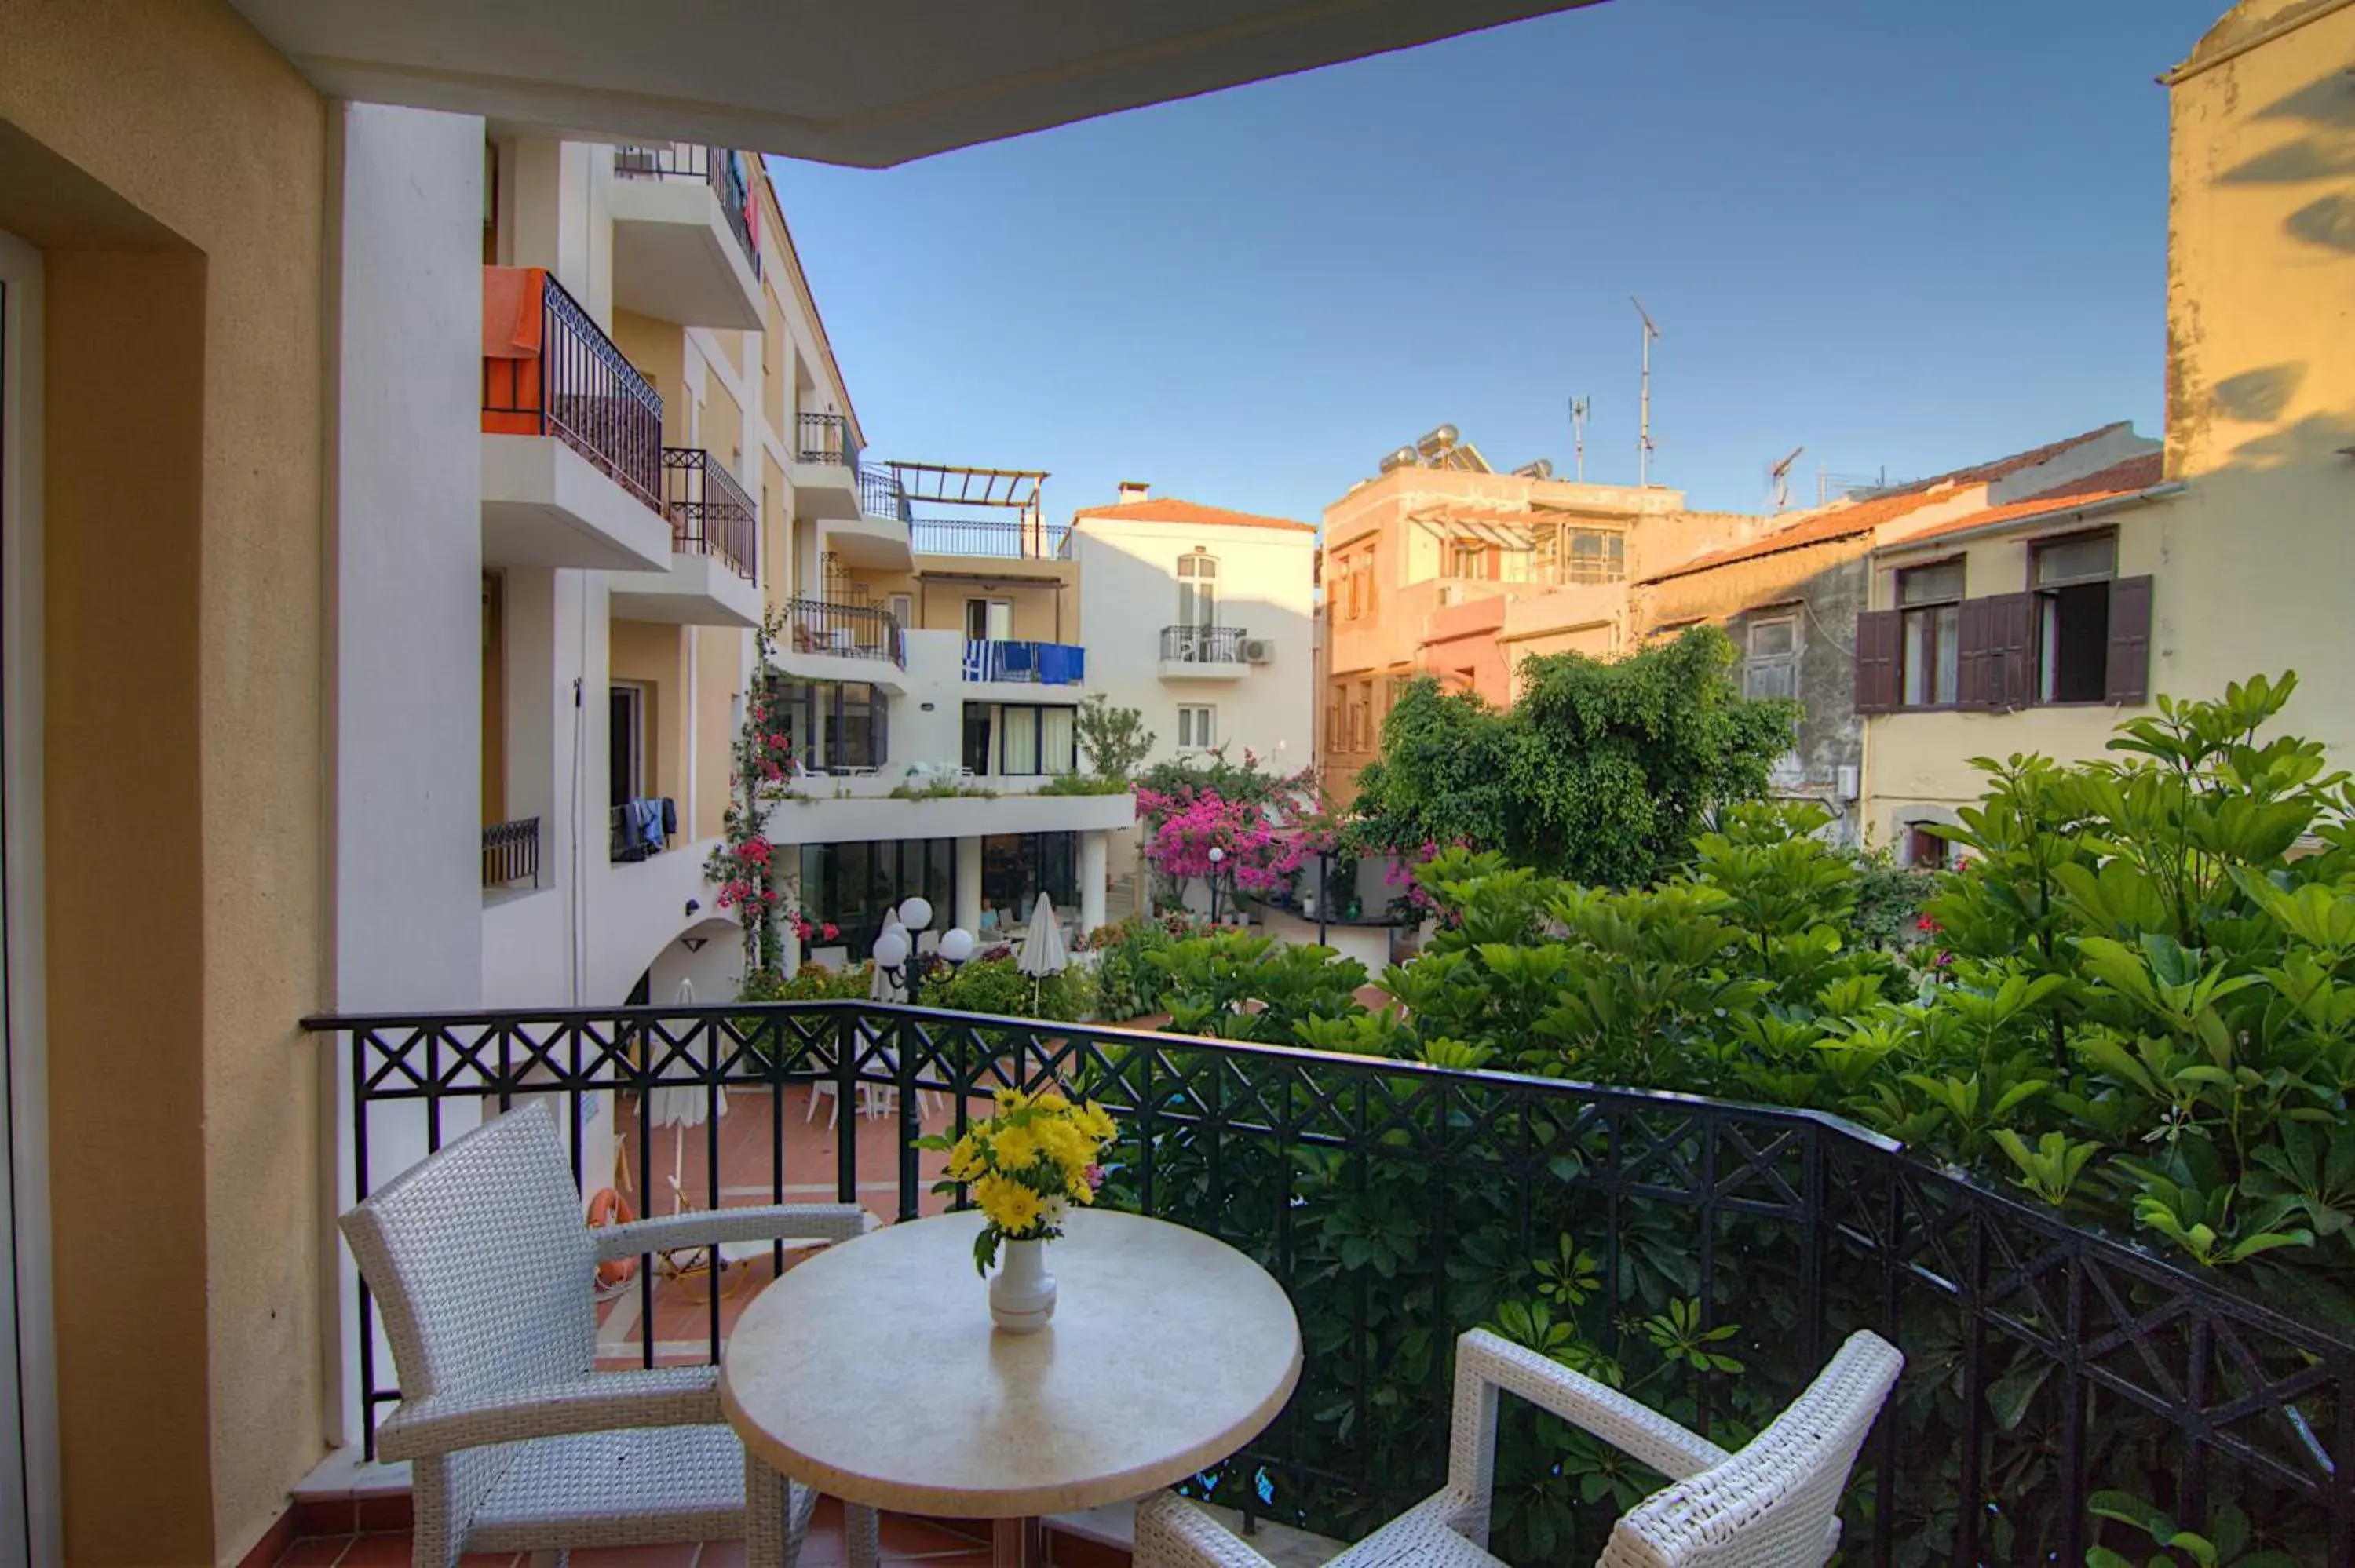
[593,1084,984,1369]
[277,1501,1088,1568]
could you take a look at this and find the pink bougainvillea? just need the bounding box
[1137,764,1338,899]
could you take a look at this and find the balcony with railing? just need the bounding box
[480,267,674,573]
[608,143,764,329]
[479,816,540,893]
[609,447,764,628]
[961,639,1086,685]
[303,999,2355,1566]
[911,516,1072,560]
[1159,623,1254,679]
[780,596,905,669]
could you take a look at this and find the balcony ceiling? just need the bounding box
[225,0,1605,168]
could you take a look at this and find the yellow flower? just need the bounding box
[944,1134,986,1182]
[1033,1089,1072,1113]
[1035,1118,1091,1176]
[994,1088,1030,1113]
[975,1172,1045,1236]
[1065,1166,1097,1205]
[991,1124,1042,1171]
[1079,1102,1117,1143]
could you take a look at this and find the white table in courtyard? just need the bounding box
[720,1209,1302,1568]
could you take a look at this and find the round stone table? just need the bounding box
[720,1208,1302,1568]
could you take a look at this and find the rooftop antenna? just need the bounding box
[1568,397,1590,481]
[1631,296,1660,486]
[1768,445,1804,512]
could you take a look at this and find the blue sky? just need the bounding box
[766,0,2225,524]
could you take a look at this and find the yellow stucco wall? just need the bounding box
[612,309,688,446]
[849,568,1073,640]
[693,626,736,839]
[610,622,684,803]
[0,2,328,1564]
[2157,0,2355,762]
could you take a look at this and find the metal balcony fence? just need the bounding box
[859,465,909,523]
[660,448,757,580]
[481,271,663,513]
[796,411,855,466]
[305,1001,2355,1566]
[613,143,759,277]
[1161,625,1248,662]
[783,597,904,667]
[479,817,540,889]
[909,517,1072,560]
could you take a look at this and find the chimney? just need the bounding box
[1116,480,1150,505]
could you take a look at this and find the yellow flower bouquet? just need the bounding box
[918,1087,1116,1275]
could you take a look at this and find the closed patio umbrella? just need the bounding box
[646,977,725,1213]
[1017,892,1068,1012]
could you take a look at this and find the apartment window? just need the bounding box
[1178,705,1215,752]
[886,592,912,628]
[1327,684,1349,749]
[962,704,993,775]
[998,704,1078,775]
[1897,561,1965,707]
[609,684,646,805]
[771,679,887,771]
[966,597,1012,641]
[1354,680,1375,751]
[1906,824,1950,870]
[1449,542,1492,580]
[2033,532,2116,704]
[1178,552,1218,626]
[1567,530,1626,585]
[1344,562,1362,620]
[1742,614,1799,700]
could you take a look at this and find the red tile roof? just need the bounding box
[1875,454,2169,549]
[1071,498,1315,533]
[1638,423,2136,585]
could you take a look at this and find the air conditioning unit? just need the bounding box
[1242,638,1276,665]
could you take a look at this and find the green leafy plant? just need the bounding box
[1075,694,1155,782]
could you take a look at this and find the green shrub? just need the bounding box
[1035,772,1132,796]
[923,955,1086,1021]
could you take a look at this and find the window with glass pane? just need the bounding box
[1568,531,1626,584]
[999,705,1039,773]
[1897,561,1965,706]
[1040,706,1076,775]
[2032,531,2116,703]
[1743,614,1799,700]
[1177,552,1218,626]
[1178,705,1214,750]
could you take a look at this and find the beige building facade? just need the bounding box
[1860,0,2355,847]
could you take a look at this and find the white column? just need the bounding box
[1079,830,1108,934]
[955,835,984,936]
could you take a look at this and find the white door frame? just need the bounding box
[0,226,60,1568]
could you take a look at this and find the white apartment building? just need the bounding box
[1072,484,1320,771]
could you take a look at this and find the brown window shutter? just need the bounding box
[2106,574,2154,705]
[1853,609,1899,714]
[1985,591,2035,711]
[1955,596,1992,709]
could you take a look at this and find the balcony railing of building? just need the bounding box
[796,412,857,467]
[961,640,1085,685]
[608,797,678,862]
[783,597,904,667]
[660,448,756,581]
[613,143,760,278]
[482,270,664,513]
[859,465,910,523]
[305,1000,2355,1566]
[910,516,1072,560]
[1160,625,1248,663]
[480,817,540,890]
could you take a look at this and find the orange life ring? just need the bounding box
[588,1187,637,1286]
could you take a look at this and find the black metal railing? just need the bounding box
[796,412,856,466]
[479,817,540,890]
[910,517,1072,560]
[1161,625,1249,663]
[482,271,664,513]
[859,465,909,523]
[614,144,760,278]
[783,597,904,667]
[660,448,756,581]
[308,1001,2355,1566]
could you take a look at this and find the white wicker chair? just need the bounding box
[341,1099,885,1568]
[1136,1327,1902,1568]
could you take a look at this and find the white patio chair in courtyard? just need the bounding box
[341,1099,884,1568]
[1137,1326,1900,1568]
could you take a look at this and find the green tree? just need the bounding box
[1074,694,1154,782]
[1353,625,1798,886]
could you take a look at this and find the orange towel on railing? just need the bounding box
[481,266,546,436]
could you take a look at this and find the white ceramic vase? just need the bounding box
[989,1236,1057,1333]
